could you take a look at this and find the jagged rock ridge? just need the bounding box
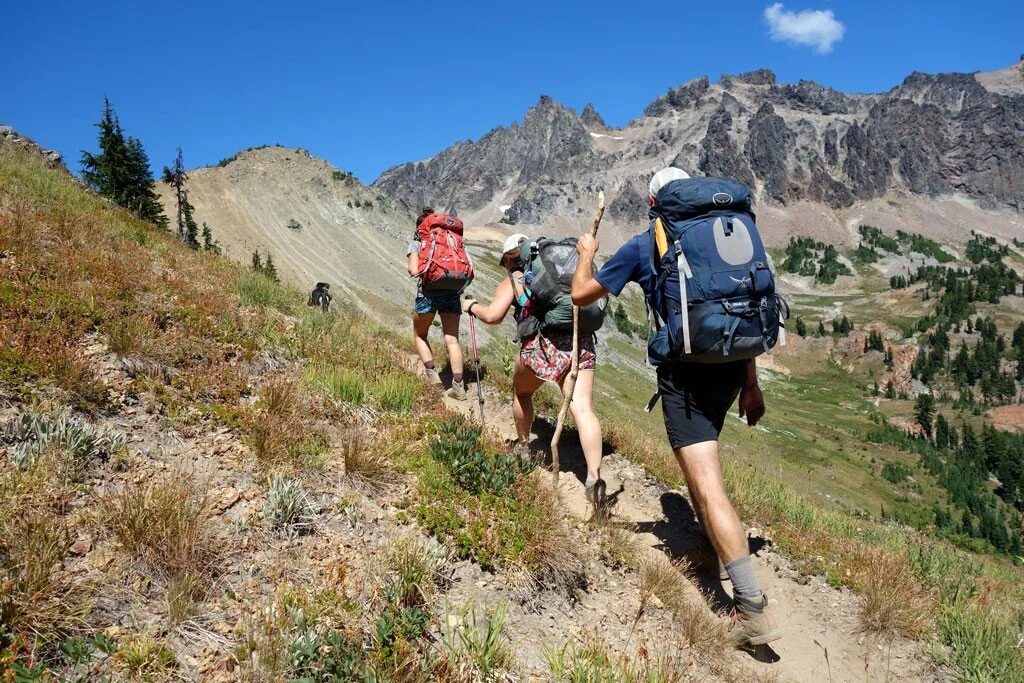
[374,60,1024,229]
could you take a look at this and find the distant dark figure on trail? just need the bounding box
[308,282,332,312]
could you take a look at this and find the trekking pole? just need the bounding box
[550,191,605,485]
[468,307,485,428]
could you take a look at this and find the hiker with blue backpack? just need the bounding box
[571,168,786,648]
[461,233,609,506]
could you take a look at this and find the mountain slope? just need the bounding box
[157,146,416,311]
[375,60,1024,245]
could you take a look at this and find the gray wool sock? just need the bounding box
[725,556,763,601]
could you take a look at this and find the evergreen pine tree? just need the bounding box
[817,321,826,337]
[124,136,166,225]
[81,98,165,225]
[885,381,897,399]
[251,249,263,271]
[915,393,935,440]
[263,253,279,283]
[161,147,200,248]
[81,98,129,203]
[201,222,221,254]
[935,413,951,450]
[794,317,807,337]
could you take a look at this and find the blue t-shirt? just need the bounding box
[594,232,655,299]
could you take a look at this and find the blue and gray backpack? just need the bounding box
[645,177,788,367]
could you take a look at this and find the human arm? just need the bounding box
[463,276,515,325]
[572,234,610,305]
[737,358,765,427]
[406,235,421,277]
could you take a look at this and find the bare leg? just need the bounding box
[412,312,436,367]
[672,440,747,563]
[562,369,602,483]
[439,312,464,377]
[512,358,544,444]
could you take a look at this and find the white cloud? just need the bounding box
[764,3,845,54]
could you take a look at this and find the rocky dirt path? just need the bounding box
[433,369,943,682]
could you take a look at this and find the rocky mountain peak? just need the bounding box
[724,68,777,86]
[374,61,1024,227]
[581,103,607,129]
[643,76,711,117]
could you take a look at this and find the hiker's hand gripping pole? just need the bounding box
[550,191,605,485]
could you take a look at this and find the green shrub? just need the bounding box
[881,461,912,484]
[429,416,534,494]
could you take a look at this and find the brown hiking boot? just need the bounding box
[729,594,781,647]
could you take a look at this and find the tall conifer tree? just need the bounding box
[81,98,165,225]
[161,147,200,249]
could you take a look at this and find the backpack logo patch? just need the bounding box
[713,192,733,206]
[728,275,752,288]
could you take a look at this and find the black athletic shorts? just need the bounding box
[657,360,747,449]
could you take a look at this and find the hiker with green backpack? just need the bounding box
[570,168,787,648]
[462,233,608,503]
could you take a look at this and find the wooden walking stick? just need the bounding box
[550,191,605,484]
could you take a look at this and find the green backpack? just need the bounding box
[516,237,607,337]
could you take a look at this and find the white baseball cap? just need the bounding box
[649,167,691,198]
[502,233,529,255]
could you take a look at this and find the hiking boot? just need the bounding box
[729,594,781,647]
[424,368,442,385]
[445,381,467,400]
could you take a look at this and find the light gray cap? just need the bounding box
[648,167,691,197]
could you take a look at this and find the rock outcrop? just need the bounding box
[374,59,1024,226]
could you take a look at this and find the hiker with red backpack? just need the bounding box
[407,207,475,400]
[570,168,787,648]
[461,233,609,507]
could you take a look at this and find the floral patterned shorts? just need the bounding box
[520,330,597,383]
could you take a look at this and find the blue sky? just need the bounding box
[2,1,1021,183]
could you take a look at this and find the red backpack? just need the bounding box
[416,214,474,292]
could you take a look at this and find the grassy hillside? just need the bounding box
[2,140,1024,682]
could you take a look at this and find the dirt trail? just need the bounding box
[419,358,941,682]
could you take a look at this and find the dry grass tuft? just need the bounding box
[597,523,641,570]
[340,431,393,491]
[512,477,587,594]
[0,507,89,641]
[638,552,692,612]
[546,634,693,682]
[104,474,219,584]
[244,376,329,472]
[379,534,449,608]
[857,547,935,639]
[673,596,730,657]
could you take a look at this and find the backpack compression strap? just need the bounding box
[674,240,693,355]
